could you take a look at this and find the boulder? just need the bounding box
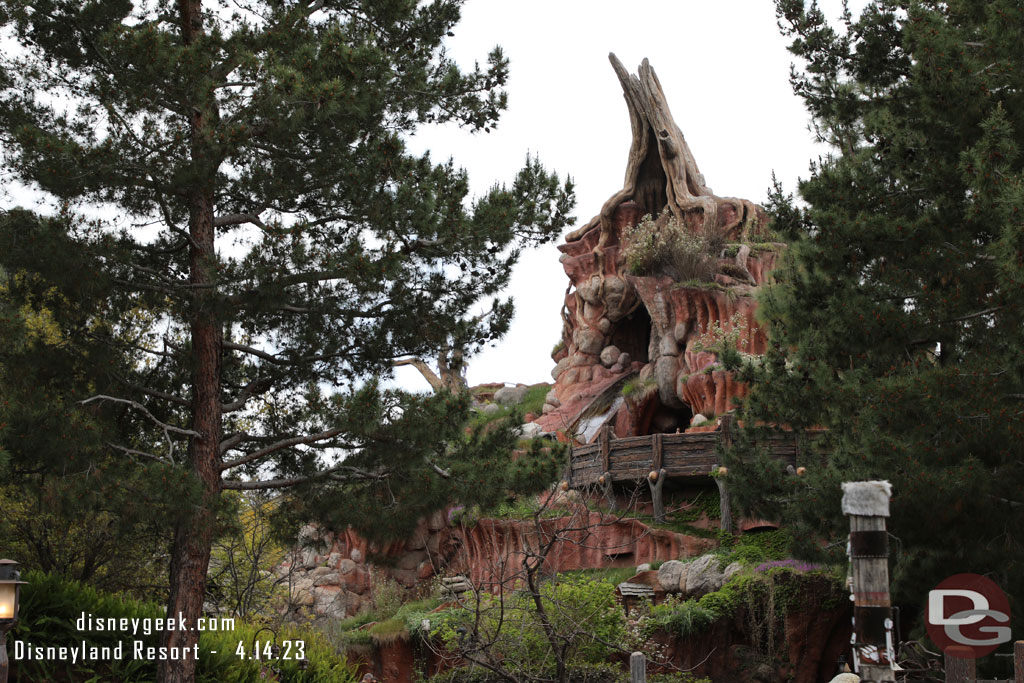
[481,403,501,415]
[683,554,736,598]
[313,572,341,587]
[690,413,709,427]
[350,548,363,563]
[574,327,604,355]
[494,385,529,406]
[298,548,318,569]
[339,559,356,574]
[551,357,569,380]
[292,576,315,594]
[657,560,686,593]
[518,422,543,438]
[599,345,621,368]
[293,588,315,606]
[312,586,347,619]
[396,550,428,571]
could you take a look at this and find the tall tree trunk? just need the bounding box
[157,182,222,683]
[159,4,222,676]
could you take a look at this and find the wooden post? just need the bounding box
[842,481,896,682]
[630,651,646,683]
[647,468,666,523]
[600,471,617,511]
[943,646,975,683]
[600,425,612,473]
[652,432,663,473]
[599,426,616,510]
[1014,640,1024,683]
[713,464,732,533]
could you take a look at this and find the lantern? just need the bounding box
[0,560,26,624]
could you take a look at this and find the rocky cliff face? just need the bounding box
[536,56,782,442]
[279,508,718,619]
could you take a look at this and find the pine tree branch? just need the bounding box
[222,464,384,491]
[221,375,276,413]
[939,306,1002,324]
[80,394,200,437]
[214,212,269,230]
[222,341,281,364]
[113,375,190,407]
[393,357,444,392]
[107,442,173,464]
[219,428,346,470]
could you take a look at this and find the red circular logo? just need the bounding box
[925,573,1011,658]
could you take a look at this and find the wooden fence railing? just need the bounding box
[567,423,804,488]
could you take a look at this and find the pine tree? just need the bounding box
[0,209,184,598]
[0,3,573,680]
[727,0,1024,636]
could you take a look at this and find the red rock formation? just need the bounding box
[280,507,723,618]
[535,56,782,442]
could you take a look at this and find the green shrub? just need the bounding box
[622,375,658,402]
[646,596,720,638]
[624,214,724,282]
[433,576,626,678]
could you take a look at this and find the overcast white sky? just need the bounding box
[396,0,864,392]
[2,1,864,394]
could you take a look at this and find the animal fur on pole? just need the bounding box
[842,480,896,682]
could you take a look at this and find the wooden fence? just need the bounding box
[567,423,805,488]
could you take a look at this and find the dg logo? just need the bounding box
[926,573,1011,658]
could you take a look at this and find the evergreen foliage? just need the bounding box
[0,1,574,678]
[0,210,185,599]
[726,0,1024,634]
[10,570,361,683]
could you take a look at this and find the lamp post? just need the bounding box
[0,559,27,683]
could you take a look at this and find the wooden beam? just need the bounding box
[1015,639,1024,683]
[652,432,663,472]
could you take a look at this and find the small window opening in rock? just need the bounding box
[609,305,652,365]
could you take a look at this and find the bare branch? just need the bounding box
[222,464,384,491]
[107,442,173,464]
[214,212,269,230]
[222,341,281,364]
[219,428,346,470]
[80,394,200,437]
[114,374,190,407]
[221,375,276,413]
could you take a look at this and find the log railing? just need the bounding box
[567,425,803,488]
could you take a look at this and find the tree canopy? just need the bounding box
[728,0,1024,639]
[0,1,573,680]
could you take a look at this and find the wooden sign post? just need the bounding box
[841,481,896,682]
